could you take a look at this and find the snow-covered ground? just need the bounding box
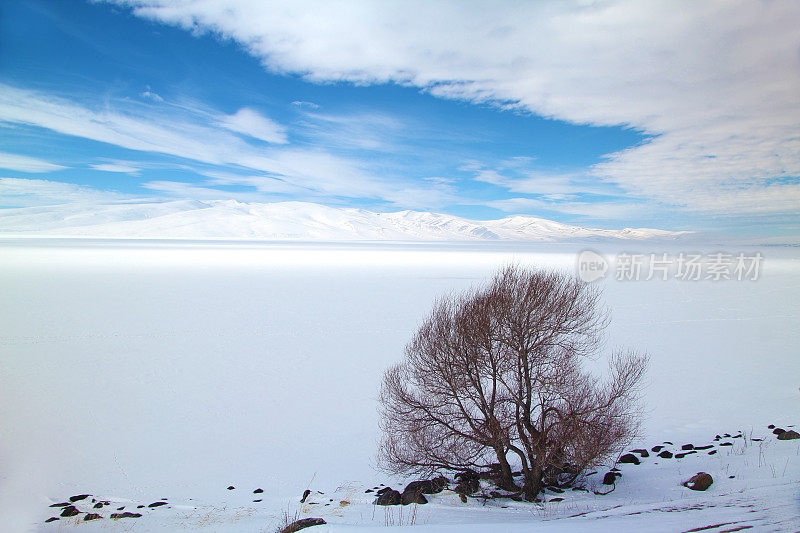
[0,239,798,531]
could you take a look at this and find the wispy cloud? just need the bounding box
[218,107,288,144]
[0,152,65,173]
[0,177,127,207]
[90,162,141,174]
[110,0,800,218]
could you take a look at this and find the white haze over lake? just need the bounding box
[0,240,798,530]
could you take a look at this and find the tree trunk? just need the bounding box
[522,465,543,502]
[493,449,519,491]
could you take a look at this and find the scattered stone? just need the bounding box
[253,488,263,494]
[720,442,733,446]
[618,453,640,465]
[675,451,697,459]
[227,485,235,490]
[253,499,262,502]
[300,489,312,503]
[93,503,103,509]
[110,512,142,519]
[69,494,90,503]
[768,424,775,429]
[694,445,714,450]
[681,444,694,450]
[84,513,102,521]
[148,501,168,508]
[752,438,763,442]
[364,489,373,493]
[550,497,564,502]
[651,445,664,452]
[658,451,673,459]
[375,487,392,495]
[459,493,468,503]
[137,505,145,508]
[280,517,327,533]
[60,506,80,517]
[375,489,402,506]
[49,502,70,507]
[723,433,731,438]
[663,441,674,445]
[630,448,650,457]
[45,517,58,523]
[729,475,735,478]
[778,429,800,440]
[117,506,124,510]
[546,486,564,493]
[708,450,717,455]
[454,470,481,495]
[684,472,713,491]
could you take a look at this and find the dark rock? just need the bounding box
[694,445,714,450]
[459,493,468,503]
[768,424,775,429]
[454,470,480,495]
[663,441,673,445]
[720,442,733,446]
[110,512,142,519]
[777,429,800,440]
[618,453,640,465]
[602,472,618,485]
[69,494,90,503]
[681,444,694,450]
[280,517,327,533]
[708,450,717,455]
[49,502,70,507]
[148,501,168,508]
[45,517,59,523]
[227,485,235,490]
[550,497,564,502]
[729,475,735,478]
[684,472,713,491]
[651,445,663,452]
[658,451,673,459]
[84,513,102,521]
[364,489,373,493]
[675,451,697,458]
[546,486,564,493]
[375,487,392,495]
[253,499,262,502]
[137,505,144,508]
[752,438,763,442]
[723,433,730,437]
[714,435,721,441]
[403,477,448,496]
[375,489,402,506]
[300,489,312,503]
[117,507,124,510]
[253,488,263,494]
[401,490,428,505]
[60,506,80,517]
[93,503,103,509]
[630,448,650,457]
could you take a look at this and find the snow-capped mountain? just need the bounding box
[0,200,690,241]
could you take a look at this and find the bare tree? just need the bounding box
[379,265,647,501]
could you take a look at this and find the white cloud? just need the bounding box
[0,178,127,207]
[218,107,288,144]
[0,152,65,173]
[90,162,141,174]
[109,0,800,216]
[487,197,651,220]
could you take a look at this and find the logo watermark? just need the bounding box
[577,251,763,282]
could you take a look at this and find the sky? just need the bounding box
[0,0,798,236]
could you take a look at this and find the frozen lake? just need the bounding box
[1,239,798,529]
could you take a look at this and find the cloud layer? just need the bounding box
[109,0,800,216]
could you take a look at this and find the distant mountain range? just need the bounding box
[0,200,691,241]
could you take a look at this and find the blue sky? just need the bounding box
[1,0,799,235]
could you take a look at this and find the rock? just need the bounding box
[675,451,696,458]
[618,453,640,465]
[777,429,800,440]
[630,448,649,457]
[45,517,59,523]
[60,506,80,517]
[694,445,714,450]
[550,497,564,502]
[110,512,142,519]
[684,472,713,491]
[602,472,618,485]
[148,501,168,508]
[117,507,124,510]
[364,489,373,493]
[84,513,102,521]
[227,485,235,490]
[454,470,480,495]
[49,502,70,507]
[708,450,717,455]
[403,477,448,496]
[663,441,673,445]
[253,499,262,502]
[137,505,145,508]
[401,490,428,505]
[459,493,468,503]
[280,517,327,533]
[300,489,312,503]
[93,503,103,509]
[69,494,90,502]
[253,488,263,494]
[546,486,564,493]
[375,487,392,495]
[720,442,733,446]
[375,489,402,506]
[768,424,775,429]
[651,445,663,452]
[658,450,673,459]
[681,444,694,450]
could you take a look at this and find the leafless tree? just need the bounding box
[379,265,648,501]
